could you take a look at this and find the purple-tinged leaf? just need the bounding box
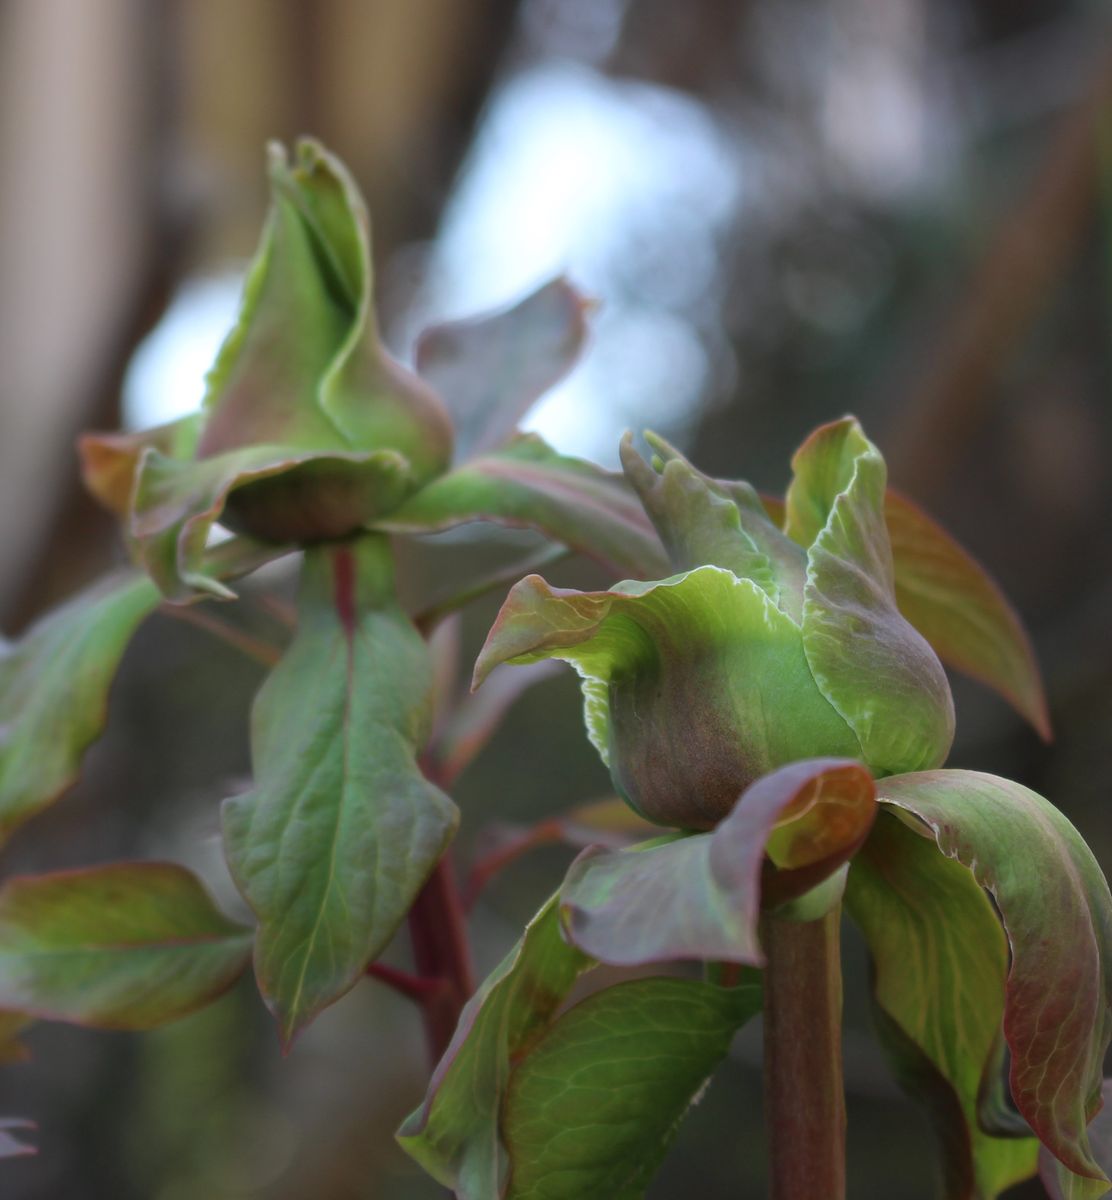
[876,771,1112,1193]
[0,571,158,845]
[79,414,202,518]
[397,896,593,1198]
[884,489,1051,740]
[0,1119,35,1160]
[846,812,1038,1199]
[416,277,590,462]
[0,862,251,1028]
[222,536,458,1048]
[378,433,669,580]
[787,418,955,776]
[1042,1081,1112,1200]
[502,977,761,1199]
[560,759,875,966]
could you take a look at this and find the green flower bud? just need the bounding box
[194,138,453,542]
[475,418,954,829]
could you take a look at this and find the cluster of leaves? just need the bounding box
[1,139,1109,1200]
[405,418,1112,1200]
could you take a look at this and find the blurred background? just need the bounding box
[2,0,1111,1196]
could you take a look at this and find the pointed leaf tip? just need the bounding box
[223,538,457,1045]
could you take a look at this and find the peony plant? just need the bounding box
[0,140,1108,1200]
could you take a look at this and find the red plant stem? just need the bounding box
[406,851,476,1067]
[366,962,443,1004]
[761,906,846,1200]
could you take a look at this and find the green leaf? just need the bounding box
[397,896,593,1199]
[416,277,590,461]
[0,571,159,844]
[503,977,762,1199]
[845,812,1039,1200]
[473,567,860,828]
[560,759,875,965]
[130,444,412,602]
[0,862,251,1028]
[222,535,458,1047]
[787,418,955,776]
[379,432,669,581]
[876,770,1112,1193]
[884,489,1051,739]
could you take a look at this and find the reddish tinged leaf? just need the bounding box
[877,771,1112,1192]
[0,571,159,845]
[0,1119,35,1160]
[378,433,669,580]
[0,862,251,1029]
[79,414,202,517]
[846,813,1039,1199]
[222,536,458,1048]
[416,277,591,461]
[884,489,1051,739]
[560,759,876,966]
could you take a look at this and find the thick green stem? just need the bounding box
[761,906,846,1200]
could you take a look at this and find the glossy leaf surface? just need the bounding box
[398,896,593,1199]
[787,418,955,776]
[503,977,761,1199]
[560,759,875,965]
[846,812,1038,1199]
[379,433,669,580]
[223,536,457,1047]
[416,277,589,461]
[877,771,1112,1192]
[884,489,1051,738]
[474,567,860,828]
[0,863,251,1028]
[0,571,158,844]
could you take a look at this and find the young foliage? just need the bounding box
[0,863,251,1028]
[222,536,457,1047]
[0,571,158,842]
